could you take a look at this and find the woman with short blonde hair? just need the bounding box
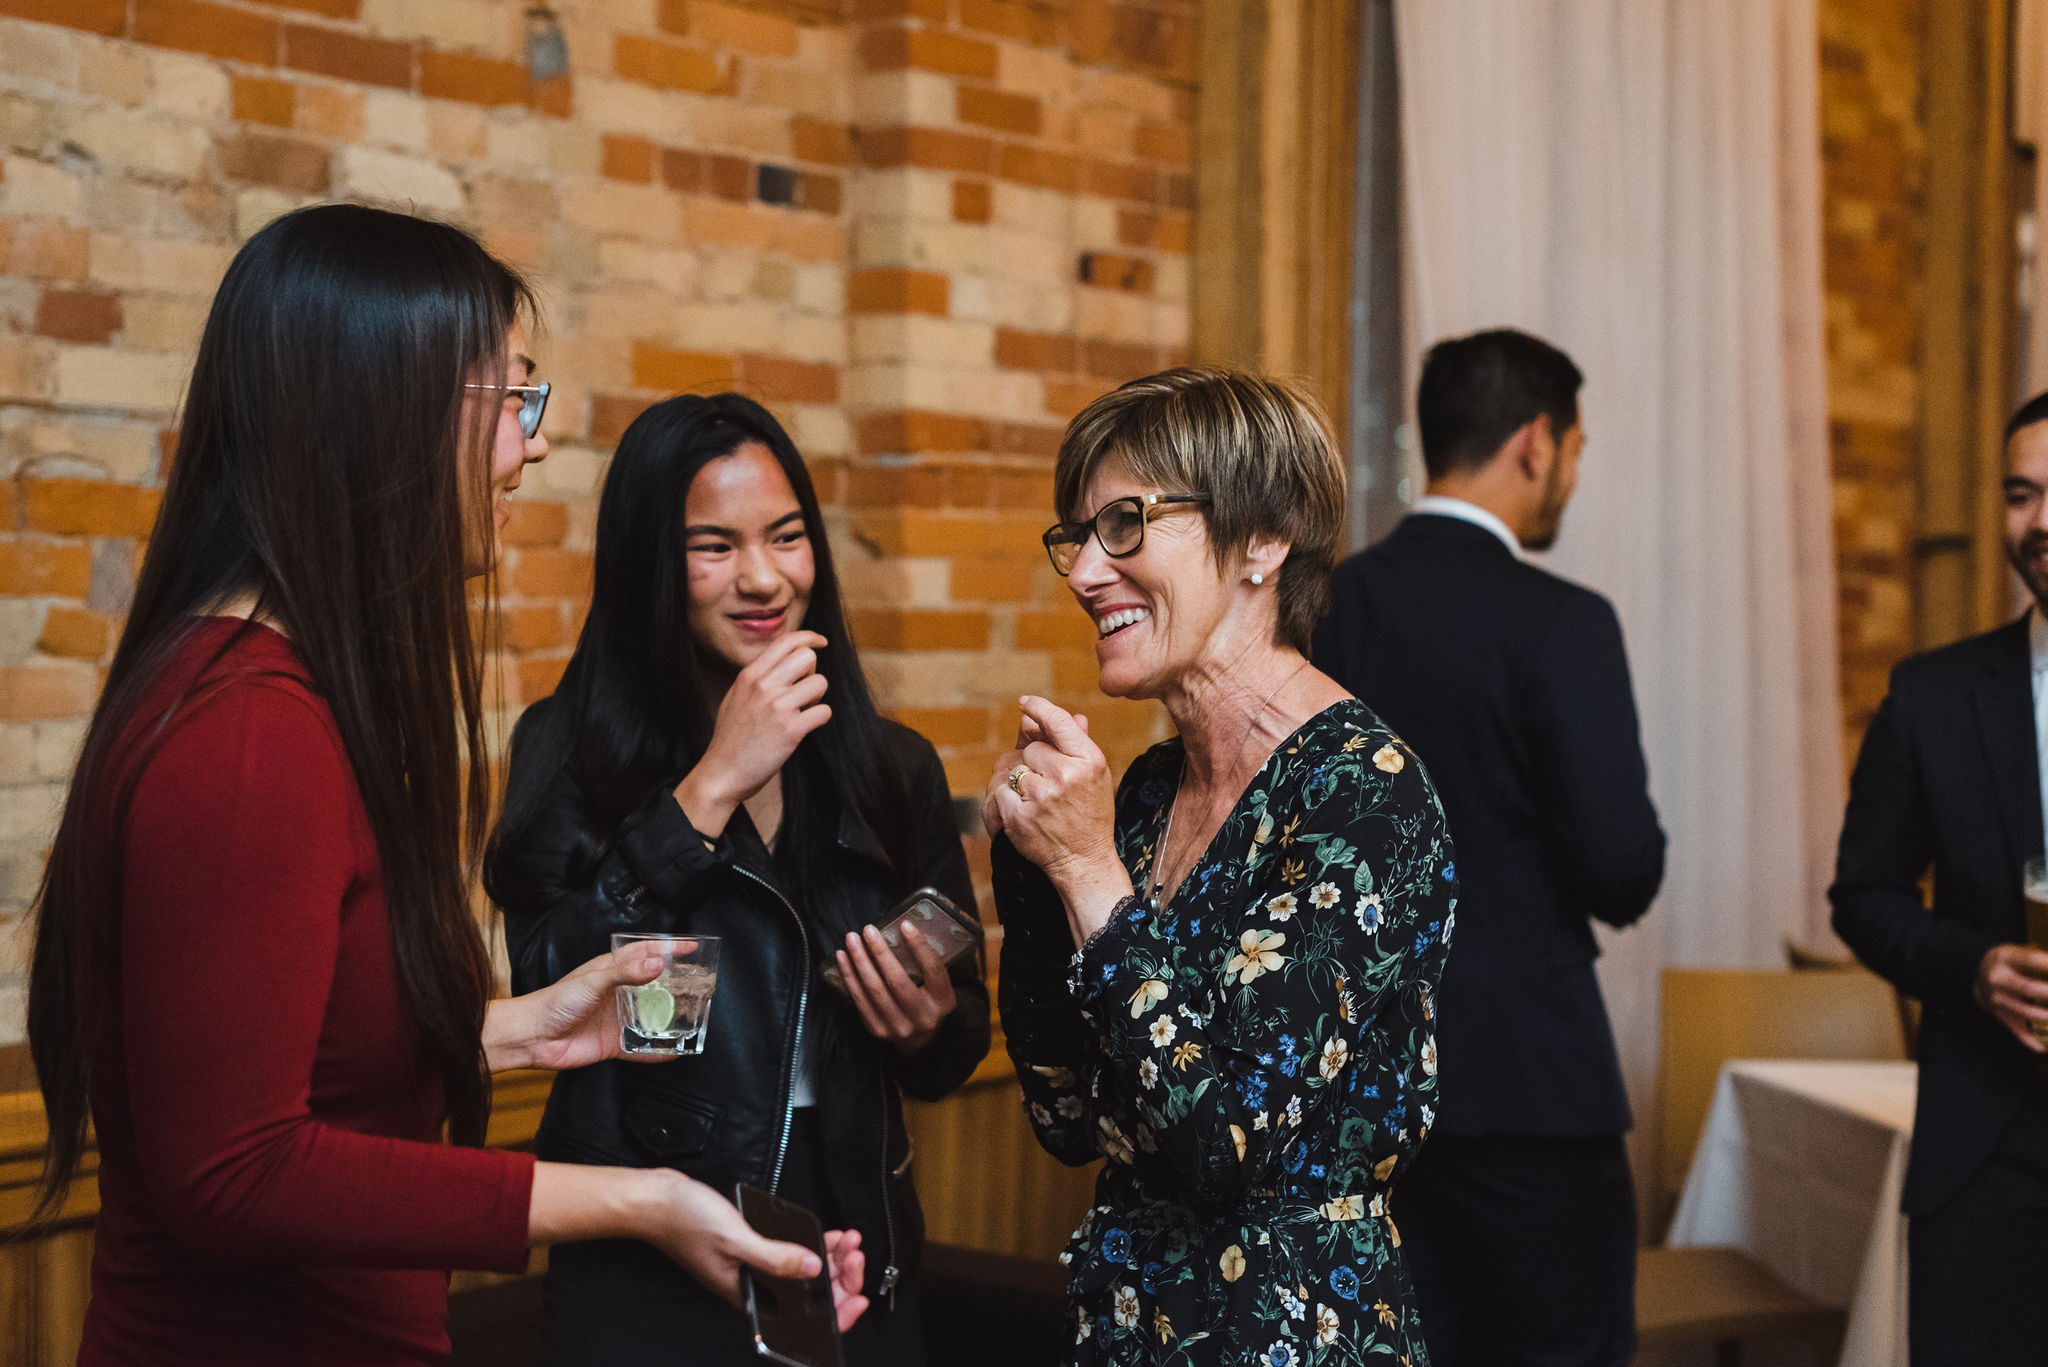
[989,366,1453,1365]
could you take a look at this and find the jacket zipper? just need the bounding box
[734,863,808,1195]
[876,1055,901,1310]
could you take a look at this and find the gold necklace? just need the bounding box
[1144,659,1307,912]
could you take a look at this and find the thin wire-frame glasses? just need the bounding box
[1042,493,1212,576]
[465,380,551,439]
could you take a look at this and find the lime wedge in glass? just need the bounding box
[633,982,676,1034]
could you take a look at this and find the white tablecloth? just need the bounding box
[1667,1060,1916,1367]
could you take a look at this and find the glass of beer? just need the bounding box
[2025,860,2048,1043]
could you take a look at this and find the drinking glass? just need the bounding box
[613,933,720,1057]
[2024,860,2048,1044]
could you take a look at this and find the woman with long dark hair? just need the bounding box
[26,204,864,1366]
[486,391,990,1365]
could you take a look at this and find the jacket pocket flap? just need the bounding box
[623,1090,722,1160]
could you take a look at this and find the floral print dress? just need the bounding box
[994,700,1454,1367]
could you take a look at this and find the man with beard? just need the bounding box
[1312,327,1666,1367]
[1832,392,2048,1364]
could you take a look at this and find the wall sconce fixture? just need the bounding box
[524,5,569,81]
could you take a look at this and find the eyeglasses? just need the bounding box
[1042,493,1211,576]
[465,380,550,439]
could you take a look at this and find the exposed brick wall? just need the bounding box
[1819,0,1925,748]
[0,0,1193,1041]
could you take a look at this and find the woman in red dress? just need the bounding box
[24,203,864,1366]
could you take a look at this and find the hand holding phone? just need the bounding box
[737,1184,854,1367]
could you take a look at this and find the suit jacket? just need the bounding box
[1831,616,2042,1216]
[1312,513,1666,1135]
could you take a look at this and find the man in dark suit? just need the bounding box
[1312,328,1666,1367]
[1832,392,2048,1365]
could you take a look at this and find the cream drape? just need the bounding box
[1391,0,1842,1164]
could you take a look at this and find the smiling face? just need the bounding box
[683,441,815,675]
[1066,462,1229,699]
[462,319,549,577]
[2004,420,2048,607]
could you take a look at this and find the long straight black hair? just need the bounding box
[486,393,909,939]
[27,203,528,1217]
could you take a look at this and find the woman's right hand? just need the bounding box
[644,1170,869,1333]
[674,631,830,836]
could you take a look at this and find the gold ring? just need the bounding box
[1008,764,1032,795]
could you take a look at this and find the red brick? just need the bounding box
[1082,158,1155,202]
[952,179,992,223]
[848,608,990,651]
[269,0,360,15]
[283,23,412,90]
[1016,608,1094,649]
[859,27,999,79]
[708,154,751,202]
[661,148,705,193]
[1083,338,1164,382]
[0,0,123,35]
[847,267,949,316]
[420,49,530,108]
[630,343,735,392]
[0,540,91,597]
[950,556,1038,602]
[959,0,1063,45]
[672,1,800,56]
[33,289,121,346]
[1118,207,1189,253]
[989,421,1064,458]
[615,34,732,95]
[601,134,656,184]
[232,76,297,128]
[791,117,853,167]
[529,75,573,119]
[132,0,280,66]
[21,480,161,538]
[510,547,593,599]
[957,86,1042,136]
[856,411,988,456]
[1134,119,1190,165]
[1045,378,1109,419]
[998,143,1079,192]
[995,327,1077,373]
[844,463,947,507]
[850,0,949,17]
[503,604,567,652]
[1075,1,1194,78]
[0,662,96,720]
[502,499,568,548]
[0,483,18,532]
[1078,251,1155,293]
[739,354,838,405]
[795,172,841,215]
[218,129,332,194]
[886,705,992,749]
[517,654,569,703]
[37,606,109,660]
[859,126,995,176]
[989,468,1055,509]
[591,394,645,445]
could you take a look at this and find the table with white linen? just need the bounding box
[1667,1060,1916,1367]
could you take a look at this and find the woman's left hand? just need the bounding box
[837,922,956,1056]
[987,697,1122,886]
[485,943,667,1072]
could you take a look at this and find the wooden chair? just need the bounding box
[1640,967,1906,1364]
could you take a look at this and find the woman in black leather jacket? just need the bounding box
[484,393,990,1366]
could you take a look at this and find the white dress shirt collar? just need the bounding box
[1409,494,1523,558]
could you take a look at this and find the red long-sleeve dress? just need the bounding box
[76,618,535,1365]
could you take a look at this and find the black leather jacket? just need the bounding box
[492,700,990,1301]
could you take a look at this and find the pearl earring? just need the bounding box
[1250,572,1264,586]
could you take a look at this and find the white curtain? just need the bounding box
[1392,0,1843,1172]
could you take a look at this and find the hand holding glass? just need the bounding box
[614,933,719,1056]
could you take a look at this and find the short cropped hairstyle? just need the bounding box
[1417,328,1583,479]
[1052,366,1346,654]
[2006,389,2048,444]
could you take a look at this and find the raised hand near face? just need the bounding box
[984,697,1130,942]
[674,630,830,837]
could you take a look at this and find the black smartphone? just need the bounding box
[736,1183,843,1367]
[820,885,982,995]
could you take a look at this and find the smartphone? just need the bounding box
[736,1183,843,1367]
[820,885,982,996]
